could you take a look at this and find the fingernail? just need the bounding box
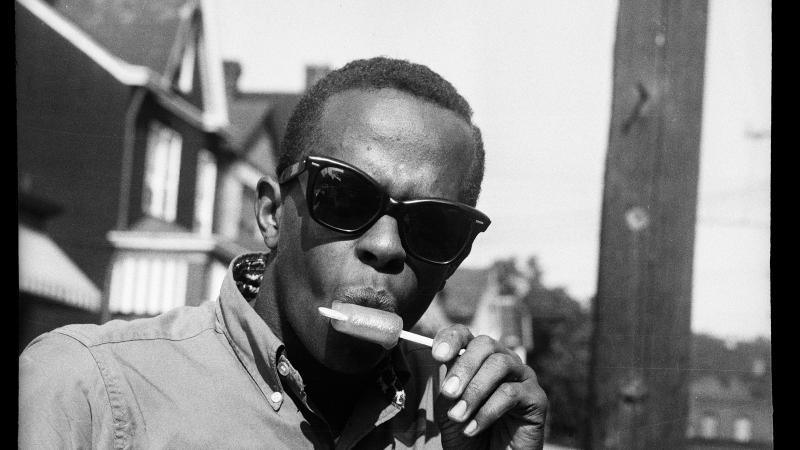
[433,342,451,359]
[464,420,478,435]
[442,376,460,396]
[449,400,467,420]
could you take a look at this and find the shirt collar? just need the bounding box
[215,253,411,412]
[215,253,285,410]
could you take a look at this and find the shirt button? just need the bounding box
[278,362,290,376]
[270,391,283,403]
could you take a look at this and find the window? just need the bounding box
[142,122,182,222]
[177,33,196,93]
[699,413,719,439]
[733,418,753,442]
[752,358,766,376]
[194,149,217,235]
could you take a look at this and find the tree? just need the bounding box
[521,256,592,447]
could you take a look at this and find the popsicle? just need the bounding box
[318,302,464,354]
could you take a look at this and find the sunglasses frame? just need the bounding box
[278,155,490,265]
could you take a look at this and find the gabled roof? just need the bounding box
[18,0,151,86]
[261,93,302,153]
[28,0,229,129]
[438,267,493,322]
[227,92,301,153]
[227,93,272,150]
[224,91,301,175]
[49,0,191,76]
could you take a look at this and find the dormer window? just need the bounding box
[142,121,182,222]
[176,31,196,93]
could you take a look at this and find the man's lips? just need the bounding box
[330,286,398,314]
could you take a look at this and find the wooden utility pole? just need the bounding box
[587,1,707,448]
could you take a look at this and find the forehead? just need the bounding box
[312,88,476,200]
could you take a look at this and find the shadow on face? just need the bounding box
[272,88,480,373]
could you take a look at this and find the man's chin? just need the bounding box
[321,334,389,374]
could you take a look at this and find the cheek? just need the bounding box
[408,258,450,295]
[399,261,450,326]
[301,245,349,298]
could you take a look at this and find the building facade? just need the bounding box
[17,0,301,345]
[685,354,773,449]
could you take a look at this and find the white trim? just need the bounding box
[163,1,197,84]
[17,0,152,86]
[107,254,190,315]
[107,231,217,252]
[150,88,227,133]
[206,260,227,303]
[18,0,226,133]
[198,0,229,127]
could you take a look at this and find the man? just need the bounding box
[20,57,547,449]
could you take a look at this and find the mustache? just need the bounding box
[331,286,398,315]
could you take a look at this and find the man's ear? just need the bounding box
[255,176,283,250]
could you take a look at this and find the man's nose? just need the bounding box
[355,215,406,274]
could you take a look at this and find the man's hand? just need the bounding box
[431,324,548,450]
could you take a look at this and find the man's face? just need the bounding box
[274,88,477,373]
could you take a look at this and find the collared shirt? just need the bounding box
[19,254,447,449]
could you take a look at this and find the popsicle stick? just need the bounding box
[400,330,466,355]
[318,306,348,321]
[318,306,465,355]
[398,330,434,347]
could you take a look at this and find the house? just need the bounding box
[685,342,773,449]
[16,0,302,339]
[414,262,534,363]
[18,187,102,353]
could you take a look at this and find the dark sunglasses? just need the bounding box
[278,155,490,265]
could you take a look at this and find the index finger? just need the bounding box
[431,324,472,362]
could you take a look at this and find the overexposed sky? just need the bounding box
[211,0,771,341]
[693,0,771,341]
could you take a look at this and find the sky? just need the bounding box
[209,0,771,341]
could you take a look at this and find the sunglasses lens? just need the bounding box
[401,203,474,263]
[301,158,483,264]
[310,166,383,231]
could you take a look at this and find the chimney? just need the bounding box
[305,64,331,91]
[223,60,242,99]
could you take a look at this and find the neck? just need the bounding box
[252,260,373,433]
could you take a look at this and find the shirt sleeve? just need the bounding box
[19,331,105,449]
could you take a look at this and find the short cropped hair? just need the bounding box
[279,57,485,206]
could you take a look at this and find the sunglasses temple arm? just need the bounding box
[398,330,466,355]
[278,161,307,183]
